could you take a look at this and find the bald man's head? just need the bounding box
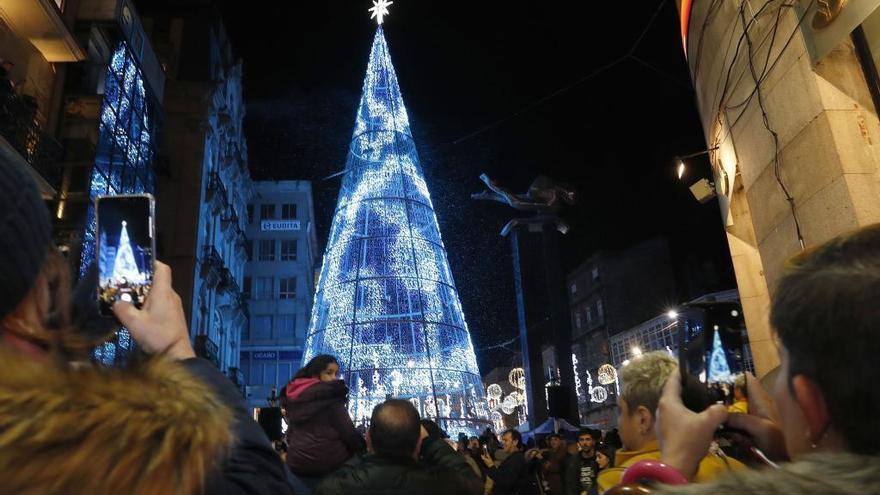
[369,399,421,459]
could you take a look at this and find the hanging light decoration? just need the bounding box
[487,383,503,399]
[487,396,500,411]
[508,390,525,406]
[591,386,608,403]
[509,368,526,390]
[501,394,518,414]
[597,364,617,385]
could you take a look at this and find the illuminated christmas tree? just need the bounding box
[303,10,489,434]
[110,221,145,283]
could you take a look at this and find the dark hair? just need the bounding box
[770,224,880,455]
[547,433,562,441]
[577,428,596,441]
[501,429,522,449]
[369,399,421,459]
[294,354,338,380]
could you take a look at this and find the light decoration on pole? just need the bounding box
[571,353,583,401]
[501,395,518,415]
[301,24,488,435]
[509,368,526,390]
[597,364,617,386]
[585,369,608,404]
[487,383,503,399]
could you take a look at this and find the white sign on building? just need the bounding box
[261,220,301,231]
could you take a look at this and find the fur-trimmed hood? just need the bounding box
[654,452,880,495]
[0,348,234,495]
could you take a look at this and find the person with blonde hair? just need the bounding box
[597,351,742,492]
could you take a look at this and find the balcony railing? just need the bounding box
[201,245,224,287]
[0,94,64,191]
[194,335,220,368]
[228,367,245,395]
[206,171,228,212]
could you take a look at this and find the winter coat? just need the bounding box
[597,440,744,493]
[652,452,880,495]
[487,450,541,495]
[315,436,483,495]
[282,377,362,476]
[0,347,294,495]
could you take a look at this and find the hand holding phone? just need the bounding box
[96,194,155,316]
[112,261,194,360]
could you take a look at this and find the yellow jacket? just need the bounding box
[597,439,745,492]
[728,399,749,414]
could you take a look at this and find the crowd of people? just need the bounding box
[1,147,880,494]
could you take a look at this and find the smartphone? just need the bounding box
[677,302,747,406]
[96,194,156,317]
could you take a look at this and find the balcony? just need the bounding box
[0,94,63,196]
[206,171,228,213]
[220,205,239,234]
[1,0,85,62]
[194,335,220,368]
[200,245,224,287]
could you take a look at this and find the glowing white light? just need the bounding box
[677,160,686,180]
[631,346,642,357]
[622,359,630,366]
[369,0,393,25]
[501,395,517,415]
[667,310,678,319]
[302,28,487,436]
[572,354,582,399]
[591,386,608,403]
[731,309,739,317]
[487,383,503,399]
[509,368,526,390]
[597,364,617,385]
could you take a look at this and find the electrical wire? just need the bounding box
[737,0,806,249]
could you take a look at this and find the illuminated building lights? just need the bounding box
[302,28,488,435]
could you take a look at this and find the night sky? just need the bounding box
[218,1,736,370]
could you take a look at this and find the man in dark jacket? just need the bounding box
[316,399,482,495]
[480,429,539,495]
[564,429,599,495]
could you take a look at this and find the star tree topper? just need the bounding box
[369,0,393,25]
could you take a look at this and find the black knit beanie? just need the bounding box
[0,156,52,321]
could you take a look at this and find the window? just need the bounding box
[245,240,253,261]
[254,277,274,299]
[278,314,296,339]
[280,277,297,299]
[252,315,272,340]
[247,205,254,224]
[592,267,599,280]
[574,313,582,329]
[570,283,577,295]
[278,362,293,385]
[585,306,593,327]
[596,299,604,323]
[260,204,276,220]
[258,240,275,261]
[243,276,252,300]
[281,203,297,220]
[281,240,297,261]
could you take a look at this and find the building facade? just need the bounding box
[140,2,251,380]
[566,237,678,427]
[678,1,880,375]
[0,0,83,201]
[3,0,168,363]
[242,180,318,412]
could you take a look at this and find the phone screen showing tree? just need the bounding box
[96,195,154,316]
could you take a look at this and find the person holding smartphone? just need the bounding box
[0,156,295,494]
